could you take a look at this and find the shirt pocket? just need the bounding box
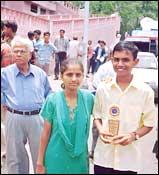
[31,85,44,104]
[121,106,143,132]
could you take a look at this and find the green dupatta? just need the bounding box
[55,89,90,158]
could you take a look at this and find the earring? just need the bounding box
[61,83,65,89]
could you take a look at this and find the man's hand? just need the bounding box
[99,128,114,144]
[111,133,135,146]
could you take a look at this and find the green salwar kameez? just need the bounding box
[40,89,94,174]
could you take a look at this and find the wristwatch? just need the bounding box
[132,131,140,140]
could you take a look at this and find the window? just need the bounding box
[49,11,56,15]
[40,8,46,14]
[31,4,38,13]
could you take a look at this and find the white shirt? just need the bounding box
[67,40,79,59]
[54,36,69,53]
[93,60,115,89]
[28,40,34,52]
[93,74,156,172]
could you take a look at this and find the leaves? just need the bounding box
[72,1,158,38]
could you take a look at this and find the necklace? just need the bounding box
[68,106,76,120]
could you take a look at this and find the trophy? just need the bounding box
[108,105,120,136]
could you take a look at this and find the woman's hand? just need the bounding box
[36,164,45,174]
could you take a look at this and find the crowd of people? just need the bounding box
[1,20,157,174]
[1,20,112,77]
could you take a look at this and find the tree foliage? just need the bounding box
[72,1,158,37]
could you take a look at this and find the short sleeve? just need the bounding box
[93,85,105,119]
[1,68,8,104]
[141,89,157,127]
[28,40,34,52]
[40,93,55,124]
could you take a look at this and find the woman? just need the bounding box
[36,59,94,174]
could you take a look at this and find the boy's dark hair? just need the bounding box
[27,31,34,39]
[43,32,50,36]
[4,20,18,33]
[33,29,41,35]
[113,41,139,60]
[59,29,65,33]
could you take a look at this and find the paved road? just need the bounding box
[1,77,158,174]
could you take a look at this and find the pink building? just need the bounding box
[1,1,79,16]
[1,2,121,48]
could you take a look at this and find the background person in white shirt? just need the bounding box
[77,36,87,66]
[67,36,79,59]
[92,56,115,89]
[93,41,156,174]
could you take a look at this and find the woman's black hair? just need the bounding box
[60,58,84,75]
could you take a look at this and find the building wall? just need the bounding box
[1,7,120,47]
[1,1,25,12]
[1,1,78,16]
[1,7,49,38]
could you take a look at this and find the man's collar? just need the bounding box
[109,74,140,89]
[15,64,35,77]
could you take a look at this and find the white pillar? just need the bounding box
[47,15,52,41]
[83,1,89,77]
[47,15,51,33]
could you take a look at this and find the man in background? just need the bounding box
[54,29,69,80]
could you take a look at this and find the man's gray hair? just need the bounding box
[11,36,33,52]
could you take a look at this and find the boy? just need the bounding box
[93,41,156,174]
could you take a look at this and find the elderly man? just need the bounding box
[1,36,52,174]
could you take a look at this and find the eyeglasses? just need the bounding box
[13,50,28,54]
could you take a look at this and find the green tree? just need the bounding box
[72,1,158,37]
